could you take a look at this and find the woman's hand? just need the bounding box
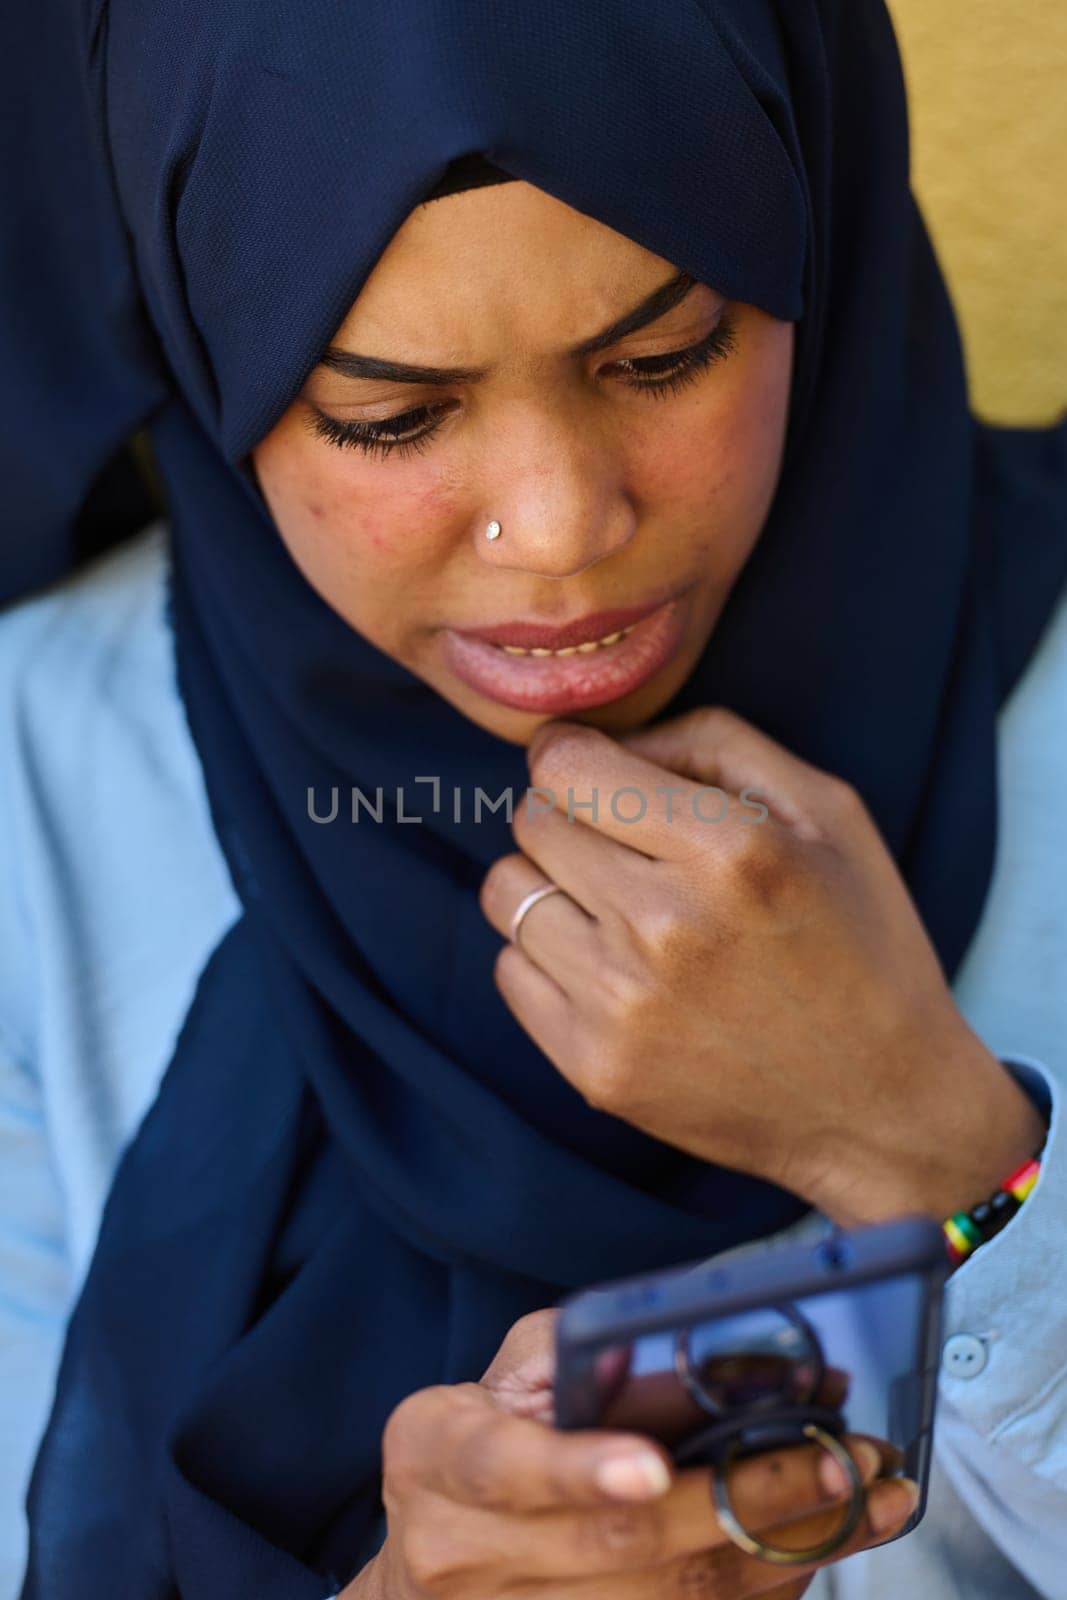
[478,708,1045,1226]
[343,1310,915,1599]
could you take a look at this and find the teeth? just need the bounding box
[495,624,636,658]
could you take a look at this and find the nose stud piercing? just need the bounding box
[485,520,502,541]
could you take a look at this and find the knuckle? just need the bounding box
[478,854,522,917]
[400,1506,473,1595]
[693,704,746,756]
[821,773,865,825]
[597,942,652,1020]
[633,897,695,970]
[450,1416,509,1508]
[691,704,737,736]
[718,824,795,910]
[382,1390,435,1495]
[582,1501,667,1565]
[577,1060,625,1116]
[576,1037,638,1114]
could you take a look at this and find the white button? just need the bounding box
[942,1333,988,1378]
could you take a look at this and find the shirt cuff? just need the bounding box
[935,1051,1066,1467]
[1001,1054,1054,1127]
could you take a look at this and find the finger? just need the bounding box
[816,1365,850,1408]
[824,1473,920,1556]
[520,1566,809,1599]
[480,1308,559,1386]
[593,1356,856,1450]
[478,849,601,976]
[618,706,859,842]
[718,1434,888,1535]
[597,1363,710,1443]
[518,1551,818,1599]
[391,1384,676,1513]
[591,1343,634,1412]
[511,789,655,915]
[492,937,577,1069]
[564,1476,918,1599]
[458,1436,885,1583]
[703,1473,921,1592]
[503,1463,896,1597]
[526,719,765,862]
[479,1308,560,1422]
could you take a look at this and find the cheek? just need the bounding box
[625,330,792,555]
[251,421,464,594]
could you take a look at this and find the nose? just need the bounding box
[476,404,637,579]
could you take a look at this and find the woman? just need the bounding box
[1,0,1065,1596]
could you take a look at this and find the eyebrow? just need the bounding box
[318,270,697,386]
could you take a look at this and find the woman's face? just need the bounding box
[252,181,794,745]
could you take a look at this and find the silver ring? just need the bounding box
[509,883,563,946]
[673,1304,824,1417]
[712,1423,865,1565]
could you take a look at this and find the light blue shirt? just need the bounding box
[1,522,1066,1600]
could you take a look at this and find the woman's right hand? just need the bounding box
[343,1311,917,1599]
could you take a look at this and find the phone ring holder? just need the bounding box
[711,1419,866,1566]
[673,1303,825,1418]
[669,1402,866,1566]
[669,1305,863,1563]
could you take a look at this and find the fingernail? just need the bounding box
[594,1450,672,1501]
[819,1439,881,1495]
[869,1477,920,1535]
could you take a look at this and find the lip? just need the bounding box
[453,595,671,652]
[439,590,691,714]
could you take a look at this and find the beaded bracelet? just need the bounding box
[942,1150,1044,1265]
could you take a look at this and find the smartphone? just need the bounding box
[555,1215,949,1548]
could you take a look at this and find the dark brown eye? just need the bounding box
[609,314,738,397]
[306,400,456,458]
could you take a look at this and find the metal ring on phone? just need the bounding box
[712,1422,866,1566]
[674,1303,824,1418]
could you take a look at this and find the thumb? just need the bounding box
[621,706,833,835]
[618,708,718,785]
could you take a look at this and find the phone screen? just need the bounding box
[576,1266,936,1493]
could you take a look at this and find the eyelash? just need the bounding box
[307,312,739,461]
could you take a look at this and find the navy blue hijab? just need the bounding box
[6,0,1067,1593]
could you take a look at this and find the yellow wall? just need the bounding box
[885,0,1067,424]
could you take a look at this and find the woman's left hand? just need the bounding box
[479,707,1045,1226]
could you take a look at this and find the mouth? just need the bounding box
[439,588,692,714]
[453,595,671,653]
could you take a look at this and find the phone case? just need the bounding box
[555,1214,949,1543]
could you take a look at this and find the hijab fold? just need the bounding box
[3,0,1066,1593]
